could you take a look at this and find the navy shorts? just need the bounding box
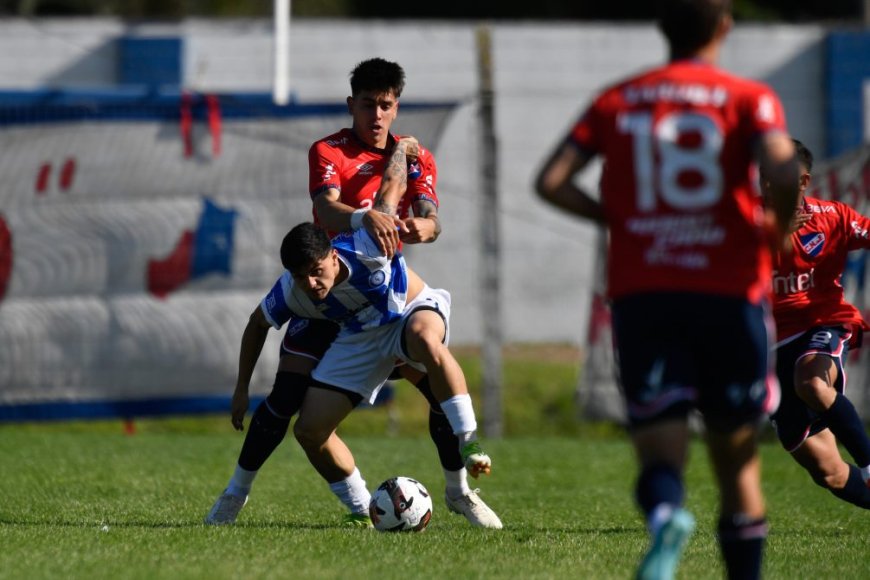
[611,292,779,431]
[770,326,851,452]
[279,317,340,361]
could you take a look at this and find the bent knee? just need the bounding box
[293,420,329,450]
[808,463,850,490]
[794,378,831,407]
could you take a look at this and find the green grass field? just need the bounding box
[1,429,868,579]
[1,346,868,579]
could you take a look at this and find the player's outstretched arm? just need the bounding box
[757,132,800,247]
[231,306,271,431]
[535,142,606,225]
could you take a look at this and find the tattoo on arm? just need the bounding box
[415,200,441,236]
[373,147,409,215]
[373,200,398,215]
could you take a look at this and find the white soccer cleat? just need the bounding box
[445,489,503,529]
[204,492,248,525]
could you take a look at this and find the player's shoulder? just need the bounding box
[802,196,856,228]
[617,61,776,98]
[311,128,355,152]
[804,196,845,214]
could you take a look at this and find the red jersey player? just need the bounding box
[308,127,438,243]
[206,58,502,530]
[766,139,870,510]
[535,1,799,578]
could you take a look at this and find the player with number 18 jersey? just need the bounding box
[569,60,787,304]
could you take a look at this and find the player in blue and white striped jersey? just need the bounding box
[262,228,409,335]
[210,221,493,525]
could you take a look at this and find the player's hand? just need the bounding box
[230,388,249,431]
[763,208,795,256]
[395,136,419,162]
[363,210,404,258]
[788,209,812,233]
[399,216,438,244]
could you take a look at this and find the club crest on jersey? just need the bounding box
[369,270,386,287]
[407,161,422,180]
[799,232,825,257]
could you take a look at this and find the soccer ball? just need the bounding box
[369,476,433,532]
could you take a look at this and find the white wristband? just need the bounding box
[350,207,370,231]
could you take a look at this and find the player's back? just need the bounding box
[575,60,787,303]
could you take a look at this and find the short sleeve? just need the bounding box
[308,141,342,199]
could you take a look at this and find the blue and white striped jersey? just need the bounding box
[261,229,409,334]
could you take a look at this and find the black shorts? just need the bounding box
[611,292,778,430]
[770,326,851,451]
[279,317,340,361]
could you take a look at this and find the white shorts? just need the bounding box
[310,286,451,404]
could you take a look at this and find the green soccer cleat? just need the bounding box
[636,508,696,580]
[460,441,492,478]
[341,512,374,529]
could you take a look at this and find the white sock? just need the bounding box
[648,503,675,536]
[226,464,257,497]
[329,467,371,514]
[440,394,478,441]
[444,468,471,498]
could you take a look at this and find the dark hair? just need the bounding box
[349,58,405,98]
[792,138,813,173]
[657,0,731,55]
[280,222,332,273]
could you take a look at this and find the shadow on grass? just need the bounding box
[0,516,647,536]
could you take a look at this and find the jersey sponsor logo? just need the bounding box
[369,270,386,287]
[799,232,825,257]
[326,137,348,146]
[772,267,815,294]
[805,203,835,213]
[356,163,374,175]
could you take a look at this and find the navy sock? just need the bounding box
[635,463,683,518]
[416,376,464,472]
[822,393,870,467]
[829,464,870,509]
[717,515,766,580]
[238,400,291,471]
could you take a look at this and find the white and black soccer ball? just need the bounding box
[369,476,433,532]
